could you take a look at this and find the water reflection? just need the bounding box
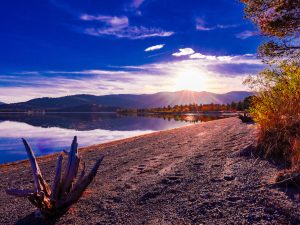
[139,113,233,123]
[0,113,232,164]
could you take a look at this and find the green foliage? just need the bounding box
[242,0,300,169]
[243,96,254,110]
[247,63,300,126]
[245,61,300,166]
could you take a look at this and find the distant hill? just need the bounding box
[0,101,5,105]
[0,91,253,112]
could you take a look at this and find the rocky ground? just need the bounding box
[0,117,300,225]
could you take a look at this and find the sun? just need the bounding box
[172,67,208,92]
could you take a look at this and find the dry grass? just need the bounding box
[257,122,300,168]
[247,62,300,182]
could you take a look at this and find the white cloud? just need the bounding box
[217,56,233,61]
[173,49,243,62]
[14,71,41,75]
[196,18,238,31]
[45,69,128,75]
[189,53,207,59]
[1,53,262,103]
[131,0,145,8]
[80,14,129,27]
[189,53,217,61]
[0,121,153,149]
[195,18,213,31]
[145,44,165,52]
[188,52,260,64]
[84,27,173,40]
[236,30,258,39]
[80,13,174,39]
[124,0,145,15]
[172,48,195,57]
[216,24,238,29]
[196,25,214,31]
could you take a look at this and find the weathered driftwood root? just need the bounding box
[6,136,104,218]
[238,113,254,123]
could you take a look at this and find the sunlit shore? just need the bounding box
[0,112,237,164]
[1,117,299,224]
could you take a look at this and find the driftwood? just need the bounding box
[238,112,254,123]
[6,136,104,218]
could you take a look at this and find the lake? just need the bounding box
[0,112,233,164]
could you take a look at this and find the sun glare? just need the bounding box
[173,67,208,92]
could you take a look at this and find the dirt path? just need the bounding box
[0,117,300,224]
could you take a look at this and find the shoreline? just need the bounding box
[1,117,300,224]
[0,117,199,168]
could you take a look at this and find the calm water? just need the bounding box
[0,113,232,164]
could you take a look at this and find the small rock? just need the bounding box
[224,175,235,181]
[226,196,240,202]
[111,196,122,203]
[139,191,160,203]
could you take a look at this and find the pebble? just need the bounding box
[224,175,235,181]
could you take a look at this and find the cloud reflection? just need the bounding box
[0,120,155,163]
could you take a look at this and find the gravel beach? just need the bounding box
[1,117,300,225]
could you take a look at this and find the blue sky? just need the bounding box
[0,0,263,103]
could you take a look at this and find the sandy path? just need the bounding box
[0,117,300,224]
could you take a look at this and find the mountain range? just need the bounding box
[0,90,253,112]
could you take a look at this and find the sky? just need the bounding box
[0,0,264,103]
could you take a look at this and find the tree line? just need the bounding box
[118,96,252,114]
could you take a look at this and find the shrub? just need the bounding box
[245,62,300,168]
